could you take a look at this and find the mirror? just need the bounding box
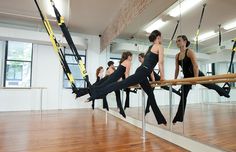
[96,0,236,151]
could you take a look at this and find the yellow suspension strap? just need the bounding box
[50,0,91,88]
[195,3,206,52]
[34,0,79,94]
[168,20,179,49]
[228,38,236,73]
[227,38,236,73]
[233,38,236,51]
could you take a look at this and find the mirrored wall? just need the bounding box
[95,0,236,151]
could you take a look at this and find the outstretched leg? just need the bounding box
[92,100,95,110]
[172,84,192,123]
[145,87,154,115]
[124,88,130,110]
[103,97,109,111]
[140,79,167,125]
[115,90,126,118]
[89,67,146,100]
[154,72,181,96]
[199,71,230,98]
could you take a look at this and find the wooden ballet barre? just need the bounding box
[152,78,236,87]
[151,73,236,85]
[129,73,236,88]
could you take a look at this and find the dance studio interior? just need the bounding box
[0,0,235,151]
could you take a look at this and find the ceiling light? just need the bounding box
[45,0,64,17]
[168,0,202,17]
[145,19,168,33]
[223,20,236,30]
[194,31,217,42]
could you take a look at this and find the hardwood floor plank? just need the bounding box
[0,109,187,152]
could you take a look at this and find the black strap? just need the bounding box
[196,4,207,52]
[227,39,236,73]
[50,0,91,87]
[171,20,180,40]
[168,20,179,48]
[34,0,79,95]
[177,53,181,64]
[185,48,189,57]
[227,50,235,73]
[219,24,221,46]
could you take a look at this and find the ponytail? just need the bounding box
[120,51,132,64]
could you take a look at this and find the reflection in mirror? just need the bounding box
[102,0,236,151]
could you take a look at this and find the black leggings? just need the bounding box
[102,97,109,110]
[124,88,130,109]
[92,76,109,110]
[76,77,109,98]
[91,66,167,124]
[153,72,180,95]
[145,72,180,114]
[173,71,229,123]
[94,67,125,117]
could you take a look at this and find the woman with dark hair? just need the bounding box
[93,51,133,118]
[137,53,181,115]
[120,52,133,110]
[173,35,230,124]
[76,52,133,118]
[88,30,167,125]
[106,61,115,75]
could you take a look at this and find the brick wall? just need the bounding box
[100,0,152,51]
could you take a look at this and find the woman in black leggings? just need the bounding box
[91,66,109,110]
[77,53,132,118]
[93,51,133,118]
[172,35,230,124]
[137,53,181,115]
[88,30,167,125]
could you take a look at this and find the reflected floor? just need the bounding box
[111,103,236,152]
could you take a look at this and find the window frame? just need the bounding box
[63,48,87,89]
[109,57,120,68]
[206,63,215,76]
[3,41,33,88]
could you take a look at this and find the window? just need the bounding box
[206,63,215,76]
[4,41,33,87]
[154,64,159,75]
[63,48,86,88]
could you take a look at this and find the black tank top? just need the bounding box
[142,51,159,72]
[116,64,126,78]
[122,74,126,80]
[178,49,194,78]
[101,65,126,84]
[96,77,100,83]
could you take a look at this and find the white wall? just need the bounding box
[0,26,235,111]
[0,27,104,111]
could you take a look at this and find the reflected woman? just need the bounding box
[173,35,230,124]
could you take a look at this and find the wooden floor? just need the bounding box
[121,103,236,152]
[0,109,187,152]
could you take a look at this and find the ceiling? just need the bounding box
[0,0,235,52]
[119,0,236,51]
[0,0,125,35]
